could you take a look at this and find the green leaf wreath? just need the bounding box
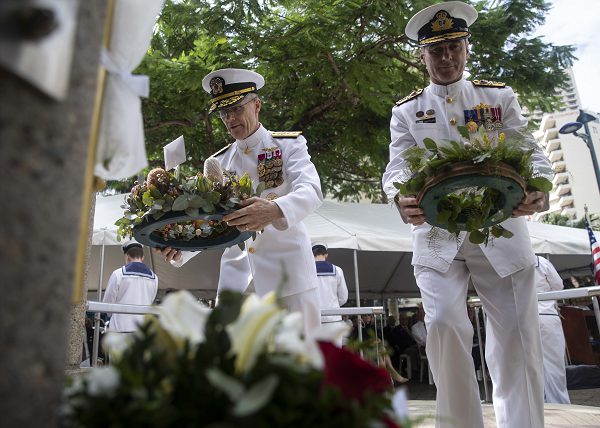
[394,125,553,245]
[115,167,265,244]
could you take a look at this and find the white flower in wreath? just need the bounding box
[103,331,135,361]
[273,313,351,369]
[85,366,120,397]
[157,290,211,345]
[227,292,285,374]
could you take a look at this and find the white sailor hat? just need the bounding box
[202,68,265,114]
[122,239,142,253]
[311,242,328,252]
[405,1,478,47]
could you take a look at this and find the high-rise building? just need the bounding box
[533,110,600,219]
[523,68,582,122]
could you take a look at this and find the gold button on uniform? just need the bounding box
[446,96,453,103]
[449,117,457,126]
[248,247,256,254]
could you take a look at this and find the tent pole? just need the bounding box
[92,234,106,367]
[353,249,363,342]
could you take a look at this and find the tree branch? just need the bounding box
[145,119,194,132]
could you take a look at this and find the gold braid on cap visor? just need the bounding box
[420,31,469,47]
[208,87,256,113]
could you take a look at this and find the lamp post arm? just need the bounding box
[581,121,600,194]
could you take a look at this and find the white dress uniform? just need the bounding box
[382,78,549,428]
[535,256,571,404]
[315,260,349,323]
[102,262,158,332]
[176,124,323,333]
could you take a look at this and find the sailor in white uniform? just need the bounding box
[162,68,323,335]
[382,2,550,427]
[312,242,348,345]
[103,240,158,334]
[535,256,571,404]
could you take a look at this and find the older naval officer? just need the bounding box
[382,2,551,427]
[160,68,323,335]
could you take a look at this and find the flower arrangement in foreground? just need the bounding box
[115,158,265,247]
[394,125,553,245]
[61,291,409,428]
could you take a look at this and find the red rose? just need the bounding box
[317,341,392,401]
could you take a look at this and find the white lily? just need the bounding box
[85,366,120,397]
[103,331,136,362]
[227,292,284,374]
[157,290,211,345]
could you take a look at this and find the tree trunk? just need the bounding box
[0,1,106,427]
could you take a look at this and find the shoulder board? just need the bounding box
[210,143,232,158]
[271,131,302,138]
[395,88,423,106]
[471,79,506,88]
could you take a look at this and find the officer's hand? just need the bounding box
[223,197,283,232]
[396,195,426,225]
[512,190,548,217]
[154,246,182,263]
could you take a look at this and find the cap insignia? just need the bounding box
[431,11,453,32]
[209,77,225,95]
[395,88,423,106]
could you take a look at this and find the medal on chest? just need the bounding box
[464,103,503,131]
[257,147,283,189]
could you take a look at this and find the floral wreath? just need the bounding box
[394,124,553,245]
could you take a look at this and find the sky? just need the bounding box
[534,0,600,113]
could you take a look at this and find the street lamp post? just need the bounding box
[558,109,600,193]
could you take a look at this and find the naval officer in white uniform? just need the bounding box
[382,2,551,427]
[162,68,323,335]
[535,256,571,404]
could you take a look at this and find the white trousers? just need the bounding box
[539,314,570,404]
[415,240,544,428]
[280,287,322,337]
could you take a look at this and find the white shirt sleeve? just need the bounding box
[102,270,119,303]
[336,266,349,306]
[272,135,323,230]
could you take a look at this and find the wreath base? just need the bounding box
[133,209,251,251]
[417,161,526,231]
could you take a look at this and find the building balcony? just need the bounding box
[561,207,577,217]
[543,128,559,142]
[555,183,572,196]
[539,115,556,132]
[552,160,566,172]
[558,195,575,207]
[544,138,561,152]
[552,172,569,186]
[548,149,563,163]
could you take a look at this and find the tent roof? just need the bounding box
[89,195,598,298]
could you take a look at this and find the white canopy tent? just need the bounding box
[89,195,598,299]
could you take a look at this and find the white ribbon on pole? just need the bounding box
[94,0,165,180]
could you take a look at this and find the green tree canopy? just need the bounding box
[109,0,575,201]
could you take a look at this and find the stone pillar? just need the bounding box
[0,1,106,427]
[65,195,96,371]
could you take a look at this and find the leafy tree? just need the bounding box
[107,0,575,201]
[540,212,600,230]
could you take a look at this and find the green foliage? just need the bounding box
[394,126,552,244]
[540,212,600,229]
[61,292,402,428]
[115,0,574,201]
[115,169,257,243]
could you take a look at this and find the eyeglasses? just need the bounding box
[217,96,257,119]
[424,40,464,57]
